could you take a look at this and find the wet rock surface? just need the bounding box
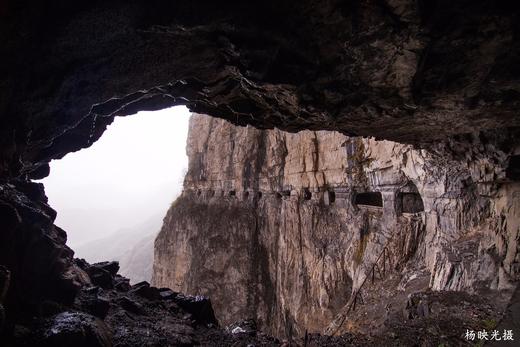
[0,182,81,327]
[41,312,112,347]
[2,258,284,346]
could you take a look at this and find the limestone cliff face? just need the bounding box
[153,114,520,337]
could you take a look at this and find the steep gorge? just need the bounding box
[153,114,520,338]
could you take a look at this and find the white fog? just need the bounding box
[39,106,190,262]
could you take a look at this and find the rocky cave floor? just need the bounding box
[5,259,512,347]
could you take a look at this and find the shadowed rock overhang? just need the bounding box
[1,0,520,179]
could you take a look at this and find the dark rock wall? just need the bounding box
[1,1,520,179]
[0,181,85,327]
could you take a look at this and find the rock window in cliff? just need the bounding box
[396,182,424,214]
[281,190,291,197]
[303,189,312,200]
[257,191,263,199]
[354,192,383,208]
[243,191,250,199]
[398,192,424,213]
[229,190,236,197]
[506,155,520,181]
[324,190,335,205]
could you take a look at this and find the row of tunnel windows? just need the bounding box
[196,188,424,213]
[199,154,520,201]
[198,189,263,199]
[193,154,516,215]
[226,188,324,201]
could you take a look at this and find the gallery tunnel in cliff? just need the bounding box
[353,192,383,208]
[398,192,424,214]
[1,1,520,346]
[507,155,520,181]
[396,182,425,215]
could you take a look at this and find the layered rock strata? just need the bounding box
[153,114,520,338]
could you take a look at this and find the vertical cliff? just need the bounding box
[153,114,519,337]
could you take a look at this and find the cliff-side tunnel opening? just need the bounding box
[353,192,383,208]
[506,155,520,181]
[398,192,425,214]
[324,190,335,205]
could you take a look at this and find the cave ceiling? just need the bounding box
[1,0,519,178]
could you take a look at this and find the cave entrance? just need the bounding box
[38,106,191,282]
[353,192,383,208]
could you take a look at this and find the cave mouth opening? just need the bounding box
[37,106,191,282]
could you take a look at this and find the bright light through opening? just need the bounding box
[39,106,191,254]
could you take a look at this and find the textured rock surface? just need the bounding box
[153,114,520,337]
[41,312,112,347]
[0,181,83,325]
[4,258,291,346]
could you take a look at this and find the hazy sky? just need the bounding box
[40,106,191,248]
